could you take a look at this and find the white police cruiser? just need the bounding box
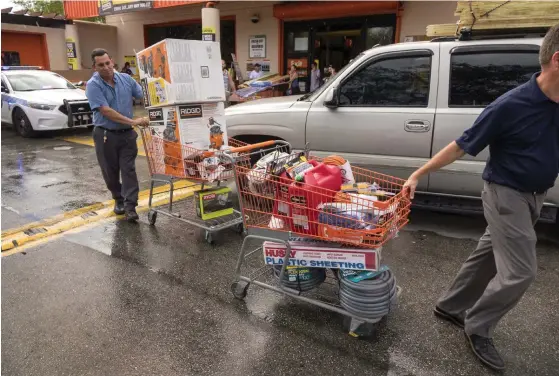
[1,66,93,137]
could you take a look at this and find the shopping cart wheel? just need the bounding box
[148,210,157,226]
[205,231,215,245]
[231,281,249,300]
[234,223,244,234]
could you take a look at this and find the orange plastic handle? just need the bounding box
[203,140,278,158]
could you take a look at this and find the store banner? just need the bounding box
[66,38,78,70]
[98,0,153,16]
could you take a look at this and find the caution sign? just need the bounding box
[202,26,216,42]
[66,37,78,70]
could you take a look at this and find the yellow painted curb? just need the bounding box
[2,180,195,238]
[1,183,201,252]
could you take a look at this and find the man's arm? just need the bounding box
[403,102,505,198]
[86,81,145,127]
[127,74,144,100]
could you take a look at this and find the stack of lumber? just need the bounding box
[427,1,559,37]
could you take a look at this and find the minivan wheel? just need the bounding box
[13,108,36,138]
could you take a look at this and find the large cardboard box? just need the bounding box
[137,39,225,107]
[147,102,228,177]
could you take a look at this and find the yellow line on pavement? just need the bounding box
[1,181,201,254]
[61,129,146,156]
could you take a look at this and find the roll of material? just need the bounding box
[338,269,397,322]
[273,266,326,292]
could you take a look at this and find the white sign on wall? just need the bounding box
[249,35,266,59]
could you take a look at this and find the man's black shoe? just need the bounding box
[465,333,505,371]
[125,210,139,222]
[434,306,465,329]
[114,202,125,215]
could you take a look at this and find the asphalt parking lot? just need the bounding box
[2,125,559,376]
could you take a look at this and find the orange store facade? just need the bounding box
[64,1,457,91]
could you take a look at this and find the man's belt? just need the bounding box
[97,126,133,133]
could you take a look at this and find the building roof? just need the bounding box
[0,7,70,28]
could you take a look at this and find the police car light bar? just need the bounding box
[1,66,42,71]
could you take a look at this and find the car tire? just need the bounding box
[13,108,36,138]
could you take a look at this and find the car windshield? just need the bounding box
[7,72,75,91]
[299,52,368,102]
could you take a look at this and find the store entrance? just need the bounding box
[284,14,395,93]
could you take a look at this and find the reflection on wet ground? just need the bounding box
[2,125,558,376]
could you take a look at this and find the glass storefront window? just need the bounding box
[286,31,309,53]
[366,27,395,49]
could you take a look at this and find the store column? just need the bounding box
[202,2,220,42]
[65,24,81,70]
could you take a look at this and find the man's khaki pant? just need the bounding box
[437,182,546,337]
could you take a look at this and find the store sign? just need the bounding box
[249,35,266,59]
[98,0,153,16]
[66,38,78,70]
[202,26,216,42]
[262,241,380,271]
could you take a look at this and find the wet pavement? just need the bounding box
[2,125,559,376]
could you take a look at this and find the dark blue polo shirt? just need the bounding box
[456,73,559,193]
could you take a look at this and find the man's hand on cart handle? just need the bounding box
[402,175,419,200]
[132,117,149,128]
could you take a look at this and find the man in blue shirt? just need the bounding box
[86,48,148,222]
[404,24,559,371]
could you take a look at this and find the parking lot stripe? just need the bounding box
[61,129,146,156]
[1,181,201,253]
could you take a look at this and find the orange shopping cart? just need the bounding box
[228,141,411,336]
[140,126,255,244]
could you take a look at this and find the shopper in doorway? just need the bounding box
[287,64,300,95]
[121,62,133,75]
[249,63,263,80]
[85,48,149,222]
[310,61,321,92]
[222,59,236,106]
[402,24,559,371]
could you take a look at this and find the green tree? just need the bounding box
[13,0,105,22]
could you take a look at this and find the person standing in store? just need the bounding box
[310,61,321,92]
[85,48,149,222]
[222,59,236,106]
[402,24,559,371]
[121,62,133,75]
[249,63,263,80]
[287,64,300,95]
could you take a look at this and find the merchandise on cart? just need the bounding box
[146,102,243,182]
[237,149,410,249]
[229,140,409,337]
[137,39,225,107]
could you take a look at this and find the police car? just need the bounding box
[1,66,93,137]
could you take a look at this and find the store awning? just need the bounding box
[63,0,205,20]
[273,1,400,21]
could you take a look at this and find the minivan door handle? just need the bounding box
[405,120,431,132]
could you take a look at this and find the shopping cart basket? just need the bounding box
[139,126,253,244]
[229,141,410,334]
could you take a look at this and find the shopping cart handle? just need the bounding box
[227,140,278,154]
[202,140,280,158]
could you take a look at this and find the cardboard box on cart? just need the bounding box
[147,102,229,177]
[137,39,225,108]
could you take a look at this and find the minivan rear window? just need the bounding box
[449,51,540,107]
